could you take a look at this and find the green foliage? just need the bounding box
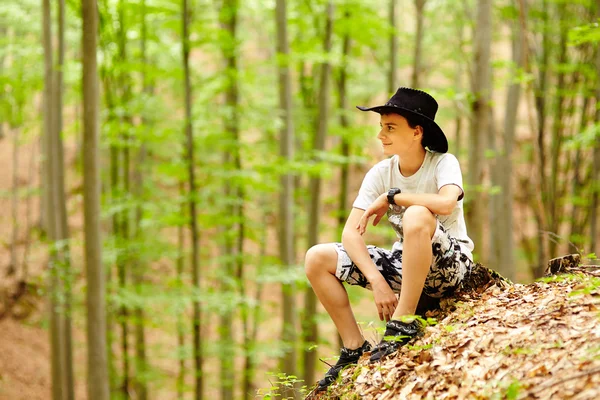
[568,20,600,45]
[566,123,600,150]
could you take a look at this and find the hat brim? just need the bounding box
[357,105,448,153]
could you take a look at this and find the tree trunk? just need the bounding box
[591,0,600,254]
[242,201,268,400]
[496,3,524,280]
[22,132,37,281]
[117,1,130,395]
[9,125,19,277]
[82,0,110,397]
[547,1,568,259]
[40,0,53,237]
[217,1,240,398]
[336,12,352,350]
[569,95,590,249]
[54,1,75,397]
[466,0,492,261]
[532,0,550,277]
[108,143,118,393]
[177,181,186,400]
[275,0,297,389]
[133,2,150,399]
[182,1,203,398]
[43,1,69,398]
[487,85,501,272]
[389,0,398,93]
[40,6,52,237]
[453,23,465,156]
[304,1,334,387]
[412,0,426,88]
[336,11,351,247]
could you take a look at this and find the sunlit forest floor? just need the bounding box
[320,272,600,399]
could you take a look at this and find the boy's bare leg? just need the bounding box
[305,244,365,350]
[393,205,436,319]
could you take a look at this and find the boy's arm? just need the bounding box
[392,184,463,215]
[356,185,462,235]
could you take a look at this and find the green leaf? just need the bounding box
[568,20,600,46]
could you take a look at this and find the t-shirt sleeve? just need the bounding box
[435,154,465,201]
[352,165,386,210]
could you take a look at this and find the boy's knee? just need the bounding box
[305,244,337,279]
[403,206,436,237]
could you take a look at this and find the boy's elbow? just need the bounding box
[439,199,457,215]
[341,227,359,243]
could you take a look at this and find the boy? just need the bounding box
[305,87,474,391]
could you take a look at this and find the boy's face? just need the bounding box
[378,113,423,157]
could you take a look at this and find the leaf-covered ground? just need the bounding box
[315,270,600,399]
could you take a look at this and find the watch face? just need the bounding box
[387,188,400,205]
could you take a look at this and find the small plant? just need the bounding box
[504,379,523,400]
[257,372,308,399]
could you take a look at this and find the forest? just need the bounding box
[0,0,599,399]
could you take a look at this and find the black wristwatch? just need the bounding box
[387,187,401,205]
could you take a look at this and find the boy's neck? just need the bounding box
[398,148,426,177]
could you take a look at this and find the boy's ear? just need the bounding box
[414,125,424,139]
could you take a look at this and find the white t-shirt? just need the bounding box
[352,151,474,259]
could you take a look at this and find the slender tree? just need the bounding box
[22,134,37,281]
[547,1,569,259]
[5,24,21,279]
[217,1,241,398]
[116,0,131,395]
[53,0,75,397]
[275,0,297,386]
[531,0,550,276]
[176,181,186,400]
[389,0,398,93]
[591,0,600,253]
[97,1,120,387]
[335,8,352,351]
[466,0,492,260]
[132,2,150,399]
[9,126,19,277]
[304,1,334,386]
[412,0,426,88]
[452,15,466,157]
[569,89,592,250]
[40,5,52,236]
[336,9,352,243]
[43,1,68,398]
[240,204,267,399]
[495,0,525,280]
[182,1,203,398]
[82,0,110,397]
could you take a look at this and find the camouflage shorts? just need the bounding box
[333,221,473,298]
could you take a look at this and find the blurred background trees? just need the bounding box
[0,0,598,399]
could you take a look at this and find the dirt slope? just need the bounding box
[0,318,51,400]
[317,270,600,400]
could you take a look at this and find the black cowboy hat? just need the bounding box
[357,87,448,153]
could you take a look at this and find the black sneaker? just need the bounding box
[316,340,371,391]
[369,319,423,363]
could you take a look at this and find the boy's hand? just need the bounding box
[357,194,389,235]
[371,277,398,321]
